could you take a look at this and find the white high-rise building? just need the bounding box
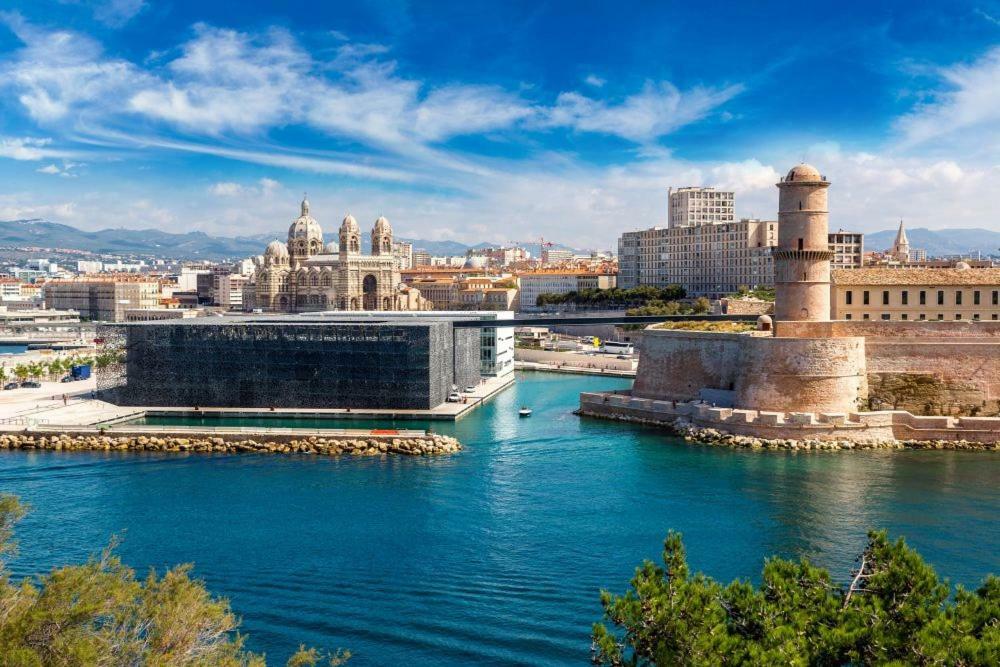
[668,186,735,228]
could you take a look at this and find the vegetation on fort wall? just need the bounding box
[729,285,776,301]
[652,320,755,333]
[593,530,999,666]
[0,495,349,666]
[535,285,686,308]
[626,297,711,318]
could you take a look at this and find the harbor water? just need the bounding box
[0,371,996,665]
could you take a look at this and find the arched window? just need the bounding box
[310,273,319,287]
[383,296,391,310]
[321,272,332,287]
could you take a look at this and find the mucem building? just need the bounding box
[96,316,482,409]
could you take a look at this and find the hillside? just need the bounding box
[865,227,1000,258]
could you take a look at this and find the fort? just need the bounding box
[580,163,1000,446]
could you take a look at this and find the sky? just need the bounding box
[0,0,998,249]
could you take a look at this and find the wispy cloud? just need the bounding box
[894,46,1000,153]
[541,81,745,143]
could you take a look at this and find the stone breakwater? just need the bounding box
[0,432,462,457]
[578,411,999,451]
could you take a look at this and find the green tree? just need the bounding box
[0,495,346,666]
[691,297,711,314]
[13,364,29,382]
[592,531,999,666]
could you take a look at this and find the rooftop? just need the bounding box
[832,267,1000,286]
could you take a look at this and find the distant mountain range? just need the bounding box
[0,218,503,261]
[864,228,1000,258]
[4,218,991,262]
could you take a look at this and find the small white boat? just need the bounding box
[519,406,533,417]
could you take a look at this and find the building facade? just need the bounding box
[668,186,735,228]
[97,318,482,410]
[517,271,616,310]
[829,230,864,269]
[44,279,160,321]
[619,222,863,297]
[255,198,430,313]
[618,218,777,296]
[831,266,1000,321]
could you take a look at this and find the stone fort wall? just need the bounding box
[775,320,1000,415]
[631,329,867,414]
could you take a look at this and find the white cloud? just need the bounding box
[584,74,606,88]
[543,81,744,143]
[0,136,56,160]
[209,177,283,197]
[93,0,146,28]
[895,46,1000,152]
[36,164,61,174]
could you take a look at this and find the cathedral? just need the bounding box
[254,197,431,312]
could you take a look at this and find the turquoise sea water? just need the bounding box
[0,371,997,665]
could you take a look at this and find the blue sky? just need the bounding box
[0,0,998,248]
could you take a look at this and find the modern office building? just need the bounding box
[97,316,483,410]
[668,186,735,228]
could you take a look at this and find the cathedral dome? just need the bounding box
[373,215,392,235]
[264,240,289,264]
[785,163,823,182]
[324,241,338,254]
[288,197,322,241]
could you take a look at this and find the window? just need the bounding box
[974,314,981,321]
[994,290,999,306]
[974,290,981,305]
[919,314,927,320]
[863,290,870,305]
[882,290,889,305]
[901,290,908,305]
[845,313,852,320]
[956,314,962,320]
[863,314,870,320]
[881,314,890,321]
[920,290,926,305]
[845,290,853,305]
[798,238,803,250]
[937,314,944,320]
[937,290,944,305]
[956,291,963,306]
[993,314,998,321]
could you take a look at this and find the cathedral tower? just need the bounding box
[371,216,392,256]
[774,164,832,321]
[339,214,361,257]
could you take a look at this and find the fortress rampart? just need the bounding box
[632,329,867,414]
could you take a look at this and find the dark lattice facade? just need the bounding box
[97,319,481,409]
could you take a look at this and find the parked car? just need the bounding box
[61,376,75,383]
[3,382,19,390]
[463,386,476,393]
[447,392,462,402]
[21,381,41,388]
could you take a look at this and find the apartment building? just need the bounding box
[44,279,160,321]
[618,218,777,297]
[619,220,864,297]
[829,230,864,269]
[668,186,735,228]
[518,271,617,311]
[831,266,1000,321]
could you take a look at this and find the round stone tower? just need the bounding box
[774,164,832,321]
